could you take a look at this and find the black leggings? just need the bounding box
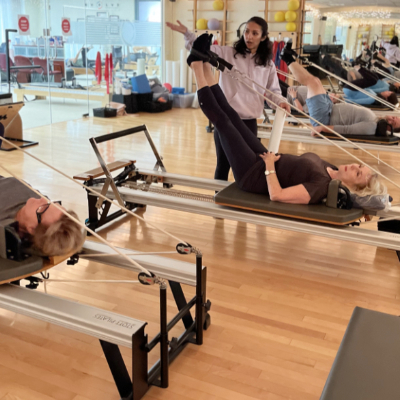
[347,67,379,91]
[214,118,258,180]
[199,85,267,183]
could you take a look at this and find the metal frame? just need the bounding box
[89,182,400,252]
[79,125,400,255]
[258,124,400,154]
[0,239,210,399]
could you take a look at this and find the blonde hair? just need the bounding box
[32,210,85,256]
[353,173,387,198]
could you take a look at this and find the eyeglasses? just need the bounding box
[36,201,62,224]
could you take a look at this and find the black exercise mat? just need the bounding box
[214,183,363,225]
[319,132,400,145]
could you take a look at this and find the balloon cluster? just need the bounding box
[274,0,299,32]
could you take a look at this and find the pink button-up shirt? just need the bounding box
[184,31,284,119]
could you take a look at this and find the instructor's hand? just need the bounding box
[279,102,291,114]
[166,20,188,35]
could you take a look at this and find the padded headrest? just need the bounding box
[0,219,14,259]
[0,219,29,262]
[326,179,352,210]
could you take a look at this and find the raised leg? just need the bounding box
[288,62,326,99]
[191,61,263,182]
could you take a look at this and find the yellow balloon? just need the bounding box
[287,0,300,11]
[365,27,370,31]
[212,0,224,11]
[286,22,296,32]
[285,11,297,22]
[358,34,362,38]
[274,11,285,22]
[196,18,208,30]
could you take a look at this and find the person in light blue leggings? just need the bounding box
[343,88,376,105]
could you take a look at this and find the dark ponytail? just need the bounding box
[233,16,272,67]
[390,36,399,47]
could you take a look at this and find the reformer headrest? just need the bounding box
[326,180,352,210]
[0,219,31,262]
[327,180,391,213]
[376,119,394,137]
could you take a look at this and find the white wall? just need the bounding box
[48,0,136,36]
[0,0,45,42]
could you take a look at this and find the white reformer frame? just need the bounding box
[80,125,400,259]
[263,108,400,121]
[257,123,400,154]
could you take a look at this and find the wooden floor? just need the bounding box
[1,107,400,400]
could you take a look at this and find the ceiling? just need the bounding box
[312,0,400,8]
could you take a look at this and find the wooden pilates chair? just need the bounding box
[0,96,38,151]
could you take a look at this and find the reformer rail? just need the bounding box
[86,179,400,252]
[257,124,400,154]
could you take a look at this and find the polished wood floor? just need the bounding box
[1,107,400,400]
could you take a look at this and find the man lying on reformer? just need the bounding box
[279,44,400,136]
[187,42,386,205]
[0,175,84,256]
[285,85,341,115]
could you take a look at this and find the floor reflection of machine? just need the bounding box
[0,94,38,152]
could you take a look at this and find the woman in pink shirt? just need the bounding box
[167,17,289,182]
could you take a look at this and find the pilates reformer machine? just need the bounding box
[73,124,400,261]
[262,59,400,152]
[0,144,211,399]
[0,219,210,399]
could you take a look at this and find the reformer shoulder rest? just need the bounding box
[0,219,70,285]
[214,182,363,225]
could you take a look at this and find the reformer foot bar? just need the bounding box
[77,125,400,256]
[0,230,210,399]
